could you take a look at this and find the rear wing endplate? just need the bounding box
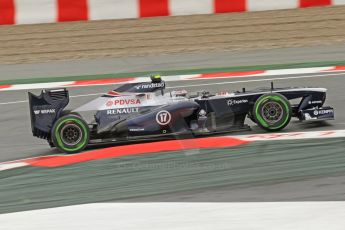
[28,88,69,139]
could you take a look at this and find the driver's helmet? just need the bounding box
[150,74,162,83]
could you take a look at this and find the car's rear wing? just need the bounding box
[28,88,69,140]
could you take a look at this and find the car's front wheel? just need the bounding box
[252,93,292,132]
[51,114,89,154]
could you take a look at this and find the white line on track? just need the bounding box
[0,100,28,105]
[0,93,103,105]
[0,162,29,171]
[0,72,344,106]
[70,93,103,98]
[167,71,345,89]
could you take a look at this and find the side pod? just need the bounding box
[28,88,69,139]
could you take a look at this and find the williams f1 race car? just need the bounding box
[28,75,334,153]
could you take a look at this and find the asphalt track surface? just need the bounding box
[1,44,345,80]
[1,138,345,214]
[1,66,345,211]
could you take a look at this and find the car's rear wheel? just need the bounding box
[253,93,292,131]
[51,114,89,154]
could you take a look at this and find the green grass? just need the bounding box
[1,60,345,85]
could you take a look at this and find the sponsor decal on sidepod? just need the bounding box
[308,100,323,105]
[106,99,141,107]
[227,99,248,106]
[129,128,145,132]
[107,108,139,115]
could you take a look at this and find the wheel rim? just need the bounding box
[60,123,83,146]
[261,101,283,124]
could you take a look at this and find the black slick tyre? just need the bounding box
[51,114,89,154]
[252,93,292,132]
